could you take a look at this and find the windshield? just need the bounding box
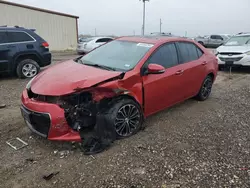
[224,35,250,46]
[79,40,154,71]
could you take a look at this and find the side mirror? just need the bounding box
[147,64,165,74]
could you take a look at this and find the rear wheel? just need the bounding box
[16,59,40,79]
[107,98,143,138]
[196,75,213,101]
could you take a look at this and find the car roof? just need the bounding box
[116,36,194,44]
[235,33,250,37]
[0,26,33,32]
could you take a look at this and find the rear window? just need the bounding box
[79,38,93,43]
[7,31,34,43]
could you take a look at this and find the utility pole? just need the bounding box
[160,18,162,34]
[140,0,149,36]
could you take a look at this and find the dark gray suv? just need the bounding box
[0,26,51,78]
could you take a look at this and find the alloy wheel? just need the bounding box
[114,104,141,137]
[22,63,38,78]
[201,77,212,99]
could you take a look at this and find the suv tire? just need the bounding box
[16,59,40,79]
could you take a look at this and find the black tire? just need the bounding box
[106,98,143,139]
[218,65,224,71]
[16,59,40,79]
[196,75,213,101]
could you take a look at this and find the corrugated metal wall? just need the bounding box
[0,3,77,51]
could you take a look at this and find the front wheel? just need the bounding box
[196,76,213,101]
[107,98,143,139]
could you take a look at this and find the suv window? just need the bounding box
[211,35,223,40]
[7,31,34,43]
[96,38,113,43]
[177,42,203,63]
[0,32,8,44]
[148,43,178,68]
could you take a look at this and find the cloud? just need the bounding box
[5,0,250,36]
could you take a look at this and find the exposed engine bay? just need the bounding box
[58,88,119,155]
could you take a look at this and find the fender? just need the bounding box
[12,50,42,71]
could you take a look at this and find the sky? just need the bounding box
[6,0,250,37]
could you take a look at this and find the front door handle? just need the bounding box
[175,70,184,75]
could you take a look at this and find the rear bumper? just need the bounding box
[21,89,81,142]
[40,52,52,67]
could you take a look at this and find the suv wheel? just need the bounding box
[16,59,40,79]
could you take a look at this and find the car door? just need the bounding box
[0,31,9,72]
[176,42,207,98]
[142,42,187,116]
[210,35,223,47]
[0,31,19,73]
[209,35,218,48]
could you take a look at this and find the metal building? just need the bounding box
[0,0,79,51]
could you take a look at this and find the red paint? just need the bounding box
[21,37,218,142]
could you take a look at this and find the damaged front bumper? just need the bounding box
[21,89,81,142]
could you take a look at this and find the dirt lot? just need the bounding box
[0,53,249,188]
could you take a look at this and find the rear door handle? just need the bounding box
[202,61,207,65]
[175,70,184,75]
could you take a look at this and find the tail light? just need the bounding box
[42,42,49,48]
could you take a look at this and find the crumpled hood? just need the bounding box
[31,60,122,96]
[217,45,250,53]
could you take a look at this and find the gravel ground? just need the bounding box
[0,54,249,187]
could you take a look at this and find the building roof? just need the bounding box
[0,0,79,19]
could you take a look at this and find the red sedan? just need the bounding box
[21,36,218,142]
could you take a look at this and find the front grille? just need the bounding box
[219,52,243,55]
[21,106,51,137]
[219,57,243,62]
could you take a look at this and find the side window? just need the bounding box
[96,38,113,43]
[178,42,200,63]
[217,35,223,40]
[210,35,217,39]
[7,31,34,43]
[0,32,8,44]
[103,38,113,42]
[148,43,178,68]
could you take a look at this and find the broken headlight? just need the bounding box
[26,76,36,89]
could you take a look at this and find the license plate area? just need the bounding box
[225,61,234,65]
